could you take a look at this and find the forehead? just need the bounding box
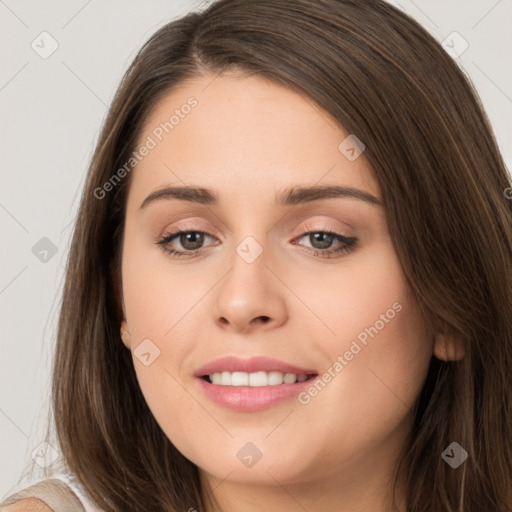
[126,72,380,209]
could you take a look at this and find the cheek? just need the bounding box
[121,229,206,346]
[295,244,433,442]
[120,235,213,437]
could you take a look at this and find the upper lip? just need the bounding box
[194,356,318,377]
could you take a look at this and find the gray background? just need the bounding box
[1,0,511,498]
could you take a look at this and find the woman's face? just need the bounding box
[120,71,434,491]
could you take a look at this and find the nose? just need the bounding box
[213,242,288,334]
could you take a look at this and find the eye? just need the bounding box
[293,226,358,259]
[157,229,217,257]
[156,226,358,259]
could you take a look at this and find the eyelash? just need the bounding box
[156,225,358,259]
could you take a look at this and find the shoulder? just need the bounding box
[1,498,54,511]
[0,477,85,512]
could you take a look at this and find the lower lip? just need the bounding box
[195,376,317,412]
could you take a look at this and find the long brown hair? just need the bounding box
[38,0,512,510]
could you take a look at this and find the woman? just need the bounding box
[2,0,511,510]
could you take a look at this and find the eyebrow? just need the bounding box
[139,184,382,210]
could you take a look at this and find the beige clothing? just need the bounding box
[0,475,103,512]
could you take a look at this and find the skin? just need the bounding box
[1,499,53,511]
[119,71,464,512]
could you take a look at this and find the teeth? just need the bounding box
[231,371,249,386]
[249,371,268,386]
[268,371,284,385]
[207,371,310,386]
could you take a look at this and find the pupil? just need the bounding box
[181,232,204,250]
[310,233,332,249]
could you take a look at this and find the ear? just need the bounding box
[120,319,131,349]
[433,332,466,361]
[110,260,131,348]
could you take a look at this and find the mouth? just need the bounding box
[200,371,317,386]
[193,356,319,411]
[196,373,318,412]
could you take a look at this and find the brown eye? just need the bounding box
[306,232,336,250]
[293,229,358,259]
[157,230,216,257]
[177,231,205,251]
